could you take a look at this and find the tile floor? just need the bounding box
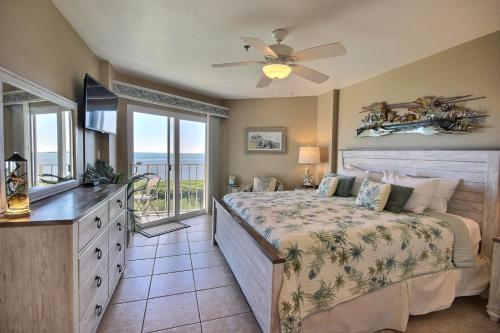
[97,214,259,333]
[97,214,499,333]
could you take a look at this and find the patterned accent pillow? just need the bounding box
[356,178,391,212]
[253,177,278,192]
[316,176,340,197]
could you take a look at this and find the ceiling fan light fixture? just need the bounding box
[262,64,291,80]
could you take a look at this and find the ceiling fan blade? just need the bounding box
[290,64,329,84]
[241,37,277,57]
[212,61,265,68]
[293,42,346,62]
[256,75,273,88]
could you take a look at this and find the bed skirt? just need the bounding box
[301,255,490,333]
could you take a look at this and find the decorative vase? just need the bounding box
[5,152,30,217]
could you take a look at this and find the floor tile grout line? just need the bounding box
[188,236,204,333]
[125,263,230,278]
[127,247,222,263]
[144,310,253,333]
[148,311,252,333]
[146,322,201,333]
[108,281,240,306]
[140,236,159,333]
[200,310,253,324]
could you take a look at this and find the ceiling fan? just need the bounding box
[211,28,346,88]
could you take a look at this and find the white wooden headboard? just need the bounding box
[338,149,500,258]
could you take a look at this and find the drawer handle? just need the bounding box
[117,199,123,208]
[95,275,102,288]
[96,217,102,228]
[117,222,122,231]
[95,248,102,260]
[117,243,122,252]
[117,264,122,273]
[95,304,103,317]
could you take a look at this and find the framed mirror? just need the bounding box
[0,67,81,210]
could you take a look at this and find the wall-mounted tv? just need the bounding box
[84,74,118,135]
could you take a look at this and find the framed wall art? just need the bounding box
[245,127,286,154]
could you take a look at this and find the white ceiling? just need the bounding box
[52,0,500,100]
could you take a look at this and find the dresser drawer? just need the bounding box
[79,252,108,321]
[79,228,109,285]
[79,201,109,251]
[109,188,126,221]
[109,211,126,267]
[109,249,125,297]
[79,273,109,333]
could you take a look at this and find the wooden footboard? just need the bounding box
[212,198,285,333]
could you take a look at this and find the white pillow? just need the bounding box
[427,178,460,213]
[316,176,340,197]
[382,170,439,214]
[338,168,384,196]
[366,171,383,182]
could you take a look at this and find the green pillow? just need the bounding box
[384,184,414,213]
[326,173,356,197]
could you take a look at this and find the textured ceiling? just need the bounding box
[52,0,500,99]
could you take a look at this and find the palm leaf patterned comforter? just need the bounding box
[223,190,457,333]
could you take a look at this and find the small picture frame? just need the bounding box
[245,127,286,154]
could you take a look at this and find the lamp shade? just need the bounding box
[298,146,320,164]
[262,64,292,80]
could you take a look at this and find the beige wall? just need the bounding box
[0,0,100,102]
[0,0,101,171]
[220,97,317,191]
[338,30,500,150]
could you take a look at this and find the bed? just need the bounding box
[212,149,500,333]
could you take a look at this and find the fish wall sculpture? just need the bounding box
[356,95,488,138]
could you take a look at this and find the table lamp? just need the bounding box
[298,146,320,187]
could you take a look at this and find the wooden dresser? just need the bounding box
[0,184,127,333]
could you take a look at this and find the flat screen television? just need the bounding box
[84,74,118,135]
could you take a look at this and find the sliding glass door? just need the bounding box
[132,107,206,226]
[179,119,206,213]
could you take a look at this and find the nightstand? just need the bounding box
[487,237,500,321]
[226,185,241,194]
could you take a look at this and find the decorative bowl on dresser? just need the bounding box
[0,184,127,333]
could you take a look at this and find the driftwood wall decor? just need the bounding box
[356,95,488,138]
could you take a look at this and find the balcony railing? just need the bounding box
[133,162,205,223]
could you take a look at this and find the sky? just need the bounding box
[133,112,205,154]
[36,113,58,152]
